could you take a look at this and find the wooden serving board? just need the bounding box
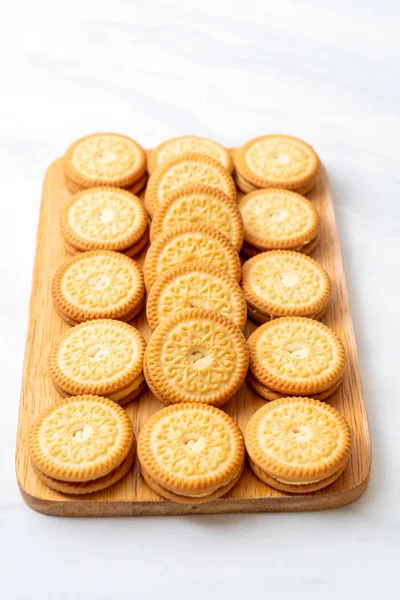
[16,155,371,516]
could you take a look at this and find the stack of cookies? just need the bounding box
[29,395,136,494]
[28,131,353,503]
[232,134,320,195]
[63,133,148,194]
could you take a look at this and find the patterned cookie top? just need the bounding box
[238,189,319,250]
[137,403,244,496]
[248,317,345,395]
[146,262,247,330]
[64,133,146,188]
[145,308,249,406]
[234,135,319,190]
[150,184,244,251]
[149,136,233,173]
[29,395,134,482]
[52,251,145,323]
[61,187,148,252]
[143,223,241,290]
[144,153,236,217]
[242,250,331,319]
[245,397,351,483]
[50,319,146,396]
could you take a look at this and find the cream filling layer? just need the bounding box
[109,374,145,401]
[168,468,242,498]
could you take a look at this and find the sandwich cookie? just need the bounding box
[241,250,331,324]
[144,308,249,407]
[138,403,245,503]
[247,317,345,401]
[64,133,146,192]
[144,153,236,218]
[52,251,145,325]
[50,319,146,405]
[150,184,244,251]
[143,223,241,291]
[29,395,135,494]
[60,187,149,257]
[238,189,319,256]
[146,262,247,330]
[148,135,233,174]
[233,134,320,194]
[245,397,352,493]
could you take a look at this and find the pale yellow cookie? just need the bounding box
[234,135,320,191]
[148,135,233,174]
[245,397,351,492]
[241,250,331,323]
[64,133,146,189]
[60,187,148,255]
[29,395,134,482]
[238,189,319,253]
[144,153,236,217]
[247,317,345,396]
[50,319,146,404]
[52,251,145,324]
[138,403,245,502]
[32,443,135,495]
[144,308,249,407]
[146,262,247,330]
[143,223,241,290]
[150,184,244,251]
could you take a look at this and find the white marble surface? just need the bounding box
[1,0,399,598]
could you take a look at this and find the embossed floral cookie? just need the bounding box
[64,133,147,192]
[245,397,352,493]
[138,403,245,503]
[143,223,241,291]
[238,189,319,257]
[52,251,145,325]
[144,308,249,407]
[50,319,146,405]
[144,153,236,217]
[146,262,247,330]
[29,395,135,494]
[148,135,233,174]
[247,317,345,401]
[242,250,331,324]
[233,134,320,194]
[60,187,149,257]
[150,184,244,251]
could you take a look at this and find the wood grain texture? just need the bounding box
[15,156,371,516]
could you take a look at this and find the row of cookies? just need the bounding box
[28,132,352,502]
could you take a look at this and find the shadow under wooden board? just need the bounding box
[16,154,371,516]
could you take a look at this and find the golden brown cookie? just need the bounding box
[138,403,245,503]
[150,184,244,251]
[52,251,145,325]
[247,316,345,396]
[29,395,134,483]
[241,250,331,324]
[246,371,343,402]
[32,443,135,495]
[233,135,320,192]
[50,319,146,404]
[144,308,249,407]
[238,189,319,254]
[144,153,236,217]
[143,223,241,291]
[146,262,247,330]
[64,133,146,190]
[245,397,351,493]
[148,135,233,174]
[60,187,149,255]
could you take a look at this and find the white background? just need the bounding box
[1,1,399,598]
